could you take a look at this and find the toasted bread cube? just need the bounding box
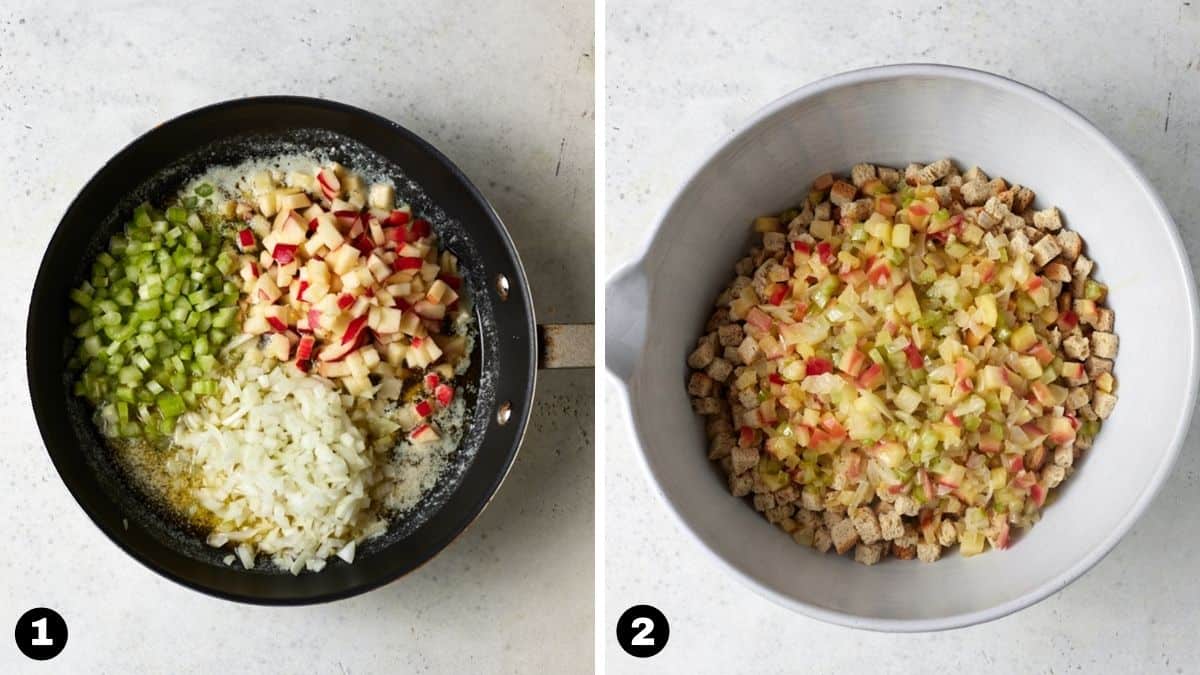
[1066,386,1090,409]
[831,518,859,554]
[1033,207,1063,231]
[851,507,883,545]
[1091,331,1119,359]
[730,445,759,475]
[691,397,721,415]
[729,471,753,497]
[1096,307,1115,332]
[960,180,991,206]
[962,166,989,182]
[1085,356,1113,378]
[877,166,901,189]
[854,542,884,565]
[687,339,716,369]
[879,510,904,541]
[705,357,733,383]
[829,180,857,206]
[1031,235,1062,267]
[1093,390,1118,419]
[917,541,943,563]
[687,372,715,397]
[708,433,734,460]
[1056,230,1082,261]
[813,527,833,553]
[850,163,877,188]
[1042,464,1066,489]
[812,172,834,191]
[1063,334,1090,360]
[916,158,952,185]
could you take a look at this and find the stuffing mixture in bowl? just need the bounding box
[68,157,473,574]
[686,160,1118,564]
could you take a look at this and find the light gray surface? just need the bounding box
[0,1,593,673]
[606,0,1200,672]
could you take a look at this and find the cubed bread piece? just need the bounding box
[823,508,846,530]
[988,177,1008,195]
[705,357,733,383]
[841,198,873,221]
[729,471,753,497]
[850,163,877,188]
[831,518,860,554]
[916,158,953,185]
[687,339,716,369]
[877,166,901,189]
[1056,230,1082,261]
[937,520,958,547]
[916,541,943,563]
[960,180,991,206]
[1085,355,1113,377]
[765,503,795,524]
[1033,207,1063,231]
[854,542,884,565]
[878,509,904,541]
[691,397,721,415]
[812,173,834,191]
[892,543,916,560]
[687,372,714,397]
[893,495,920,516]
[1031,235,1063,267]
[814,201,831,220]
[774,484,799,505]
[730,444,759,475]
[1042,463,1068,489]
[1043,261,1071,282]
[813,527,833,553]
[736,336,760,365]
[829,180,857,206]
[1062,334,1090,360]
[1054,443,1075,468]
[753,493,775,512]
[1091,331,1119,358]
[762,231,786,253]
[1013,186,1036,213]
[707,433,734,460]
[904,163,922,186]
[962,165,989,182]
[706,416,732,437]
[851,507,883,545]
[717,323,743,347]
[1096,307,1115,332]
[1093,390,1118,419]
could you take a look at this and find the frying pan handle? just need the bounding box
[538,324,594,369]
[604,260,648,383]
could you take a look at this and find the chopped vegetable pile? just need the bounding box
[67,158,473,573]
[687,160,1118,565]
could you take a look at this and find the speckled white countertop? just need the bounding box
[606,1,1200,672]
[0,1,593,673]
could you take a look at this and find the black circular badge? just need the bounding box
[616,604,669,658]
[14,608,67,661]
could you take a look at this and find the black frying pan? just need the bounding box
[26,97,585,604]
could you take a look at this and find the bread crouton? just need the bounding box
[1096,307,1115,332]
[851,507,883,545]
[1033,207,1063,231]
[707,433,734,460]
[753,493,775,512]
[730,444,758,475]
[877,166,901,189]
[891,542,916,560]
[800,488,823,512]
[813,527,833,553]
[1085,356,1113,378]
[1062,334,1090,360]
[736,336,760,366]
[687,338,716,369]
[814,201,831,220]
[988,177,1008,196]
[962,165,988,183]
[1043,261,1071,283]
[854,542,884,565]
[893,495,919,517]
[1056,230,1082,261]
[937,520,958,547]
[960,180,991,206]
[729,471,753,497]
[916,158,953,185]
[691,397,721,415]
[904,163,922,186]
[878,510,904,541]
[1013,186,1036,213]
[762,231,786,253]
[717,323,743,348]
[1091,331,1119,359]
[841,198,873,221]
[687,372,715,397]
[850,163,877,188]
[1031,235,1062,267]
[765,503,795,524]
[1054,443,1075,468]
[831,518,860,554]
[1042,464,1067,489]
[705,357,733,383]
[812,173,834,191]
[917,541,942,563]
[829,180,857,207]
[1092,390,1118,419]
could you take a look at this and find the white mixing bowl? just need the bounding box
[606,64,1198,631]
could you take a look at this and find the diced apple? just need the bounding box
[369,183,395,210]
[409,423,439,444]
[326,244,360,276]
[253,274,282,304]
[414,300,446,320]
[317,168,341,200]
[276,191,311,212]
[266,333,291,361]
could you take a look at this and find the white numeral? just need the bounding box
[31,617,53,646]
[631,617,654,646]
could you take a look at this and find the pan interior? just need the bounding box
[58,130,501,571]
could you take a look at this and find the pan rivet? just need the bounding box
[497,401,512,425]
[495,274,510,301]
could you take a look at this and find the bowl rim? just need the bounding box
[609,63,1200,632]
